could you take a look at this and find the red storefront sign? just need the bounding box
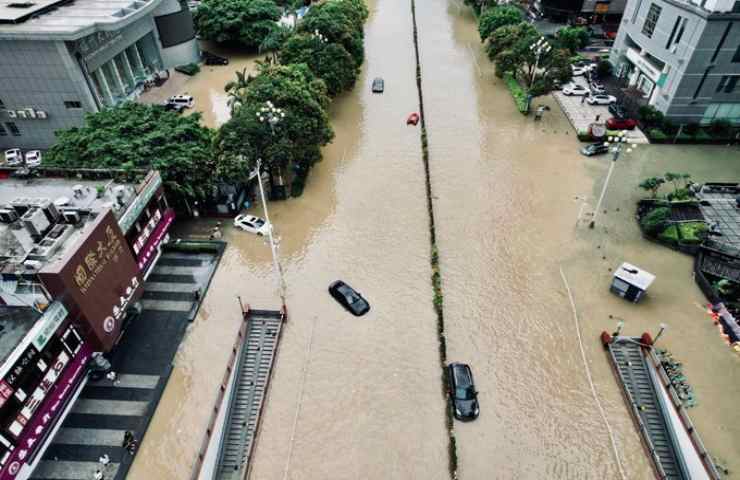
[137,209,174,272]
[0,343,92,480]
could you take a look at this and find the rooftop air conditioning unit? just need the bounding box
[39,200,60,224]
[23,260,43,271]
[61,210,81,225]
[36,110,47,119]
[113,185,126,198]
[72,185,84,198]
[0,209,18,224]
[6,110,16,119]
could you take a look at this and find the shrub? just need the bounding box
[659,224,679,243]
[662,119,678,135]
[648,129,667,141]
[694,129,712,141]
[595,60,613,78]
[638,105,664,128]
[640,206,670,235]
[678,222,707,243]
[709,119,732,138]
[503,73,528,114]
[667,188,691,201]
[175,63,201,76]
[683,123,700,136]
[577,129,593,141]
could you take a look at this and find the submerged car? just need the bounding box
[328,280,370,316]
[372,77,384,93]
[203,52,229,65]
[24,150,42,167]
[562,83,590,96]
[586,94,617,105]
[233,214,271,235]
[448,362,479,421]
[580,142,610,156]
[4,148,22,166]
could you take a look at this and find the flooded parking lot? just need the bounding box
[129,0,740,479]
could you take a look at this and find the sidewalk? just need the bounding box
[30,243,224,480]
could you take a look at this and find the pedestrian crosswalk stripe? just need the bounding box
[88,374,160,390]
[72,399,148,417]
[31,460,119,479]
[53,428,126,446]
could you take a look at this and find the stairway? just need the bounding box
[610,339,685,480]
[214,310,283,480]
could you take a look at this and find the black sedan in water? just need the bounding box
[580,142,610,157]
[328,280,370,316]
[447,363,479,421]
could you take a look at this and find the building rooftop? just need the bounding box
[0,307,40,367]
[0,176,137,272]
[0,0,160,40]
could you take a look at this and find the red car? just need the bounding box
[606,117,638,130]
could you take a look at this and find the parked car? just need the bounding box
[586,94,617,105]
[371,77,384,93]
[166,95,194,109]
[233,214,271,235]
[580,142,610,156]
[606,117,638,130]
[203,52,229,65]
[164,102,186,113]
[589,81,606,94]
[4,148,22,166]
[447,363,479,421]
[562,83,590,96]
[608,103,627,119]
[24,150,41,167]
[328,280,370,316]
[571,65,588,76]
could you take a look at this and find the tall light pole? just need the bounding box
[529,36,552,90]
[255,101,287,308]
[589,131,637,229]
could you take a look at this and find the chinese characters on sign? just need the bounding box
[31,303,67,351]
[103,276,140,335]
[74,225,125,295]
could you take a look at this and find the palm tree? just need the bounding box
[225,68,251,112]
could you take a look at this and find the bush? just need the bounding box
[667,187,691,201]
[640,206,670,235]
[662,119,678,135]
[709,119,732,138]
[577,129,592,141]
[694,129,712,141]
[638,105,664,128]
[194,0,282,50]
[175,63,201,76]
[503,73,528,114]
[648,129,667,141]
[683,123,700,136]
[678,222,707,243]
[659,224,679,243]
[595,60,613,78]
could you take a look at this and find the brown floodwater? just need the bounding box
[128,0,740,479]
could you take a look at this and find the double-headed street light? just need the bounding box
[589,131,638,229]
[254,101,287,307]
[529,36,552,90]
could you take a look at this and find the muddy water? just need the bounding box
[129,0,740,478]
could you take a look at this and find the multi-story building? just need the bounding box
[610,0,740,124]
[0,170,172,479]
[533,0,628,22]
[0,0,200,150]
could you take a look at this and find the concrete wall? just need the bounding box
[152,0,200,69]
[0,40,94,150]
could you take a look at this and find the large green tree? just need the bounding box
[279,33,358,96]
[194,0,281,50]
[46,103,215,205]
[478,6,522,42]
[297,0,366,66]
[486,22,538,62]
[555,26,589,53]
[217,63,334,184]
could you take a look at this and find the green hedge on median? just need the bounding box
[504,73,528,114]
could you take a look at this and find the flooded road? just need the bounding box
[128,0,740,478]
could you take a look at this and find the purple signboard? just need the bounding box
[0,343,92,480]
[137,209,174,272]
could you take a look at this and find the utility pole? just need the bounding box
[589,131,637,229]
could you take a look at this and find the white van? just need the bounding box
[166,95,194,109]
[4,148,22,166]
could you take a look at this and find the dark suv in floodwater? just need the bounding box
[447,363,479,421]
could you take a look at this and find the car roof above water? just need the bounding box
[450,363,472,387]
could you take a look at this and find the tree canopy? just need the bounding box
[279,33,358,96]
[486,22,538,62]
[217,63,334,182]
[298,0,366,66]
[555,26,589,53]
[478,6,522,42]
[194,0,281,50]
[46,102,216,204]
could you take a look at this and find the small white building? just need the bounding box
[611,262,656,303]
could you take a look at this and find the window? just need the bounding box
[717,75,729,92]
[726,76,739,93]
[5,123,20,137]
[63,101,82,109]
[0,99,4,109]
[0,124,6,137]
[666,17,681,49]
[642,4,662,38]
[674,19,687,47]
[733,44,740,63]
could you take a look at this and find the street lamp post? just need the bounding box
[255,101,287,308]
[589,131,637,229]
[529,36,552,90]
